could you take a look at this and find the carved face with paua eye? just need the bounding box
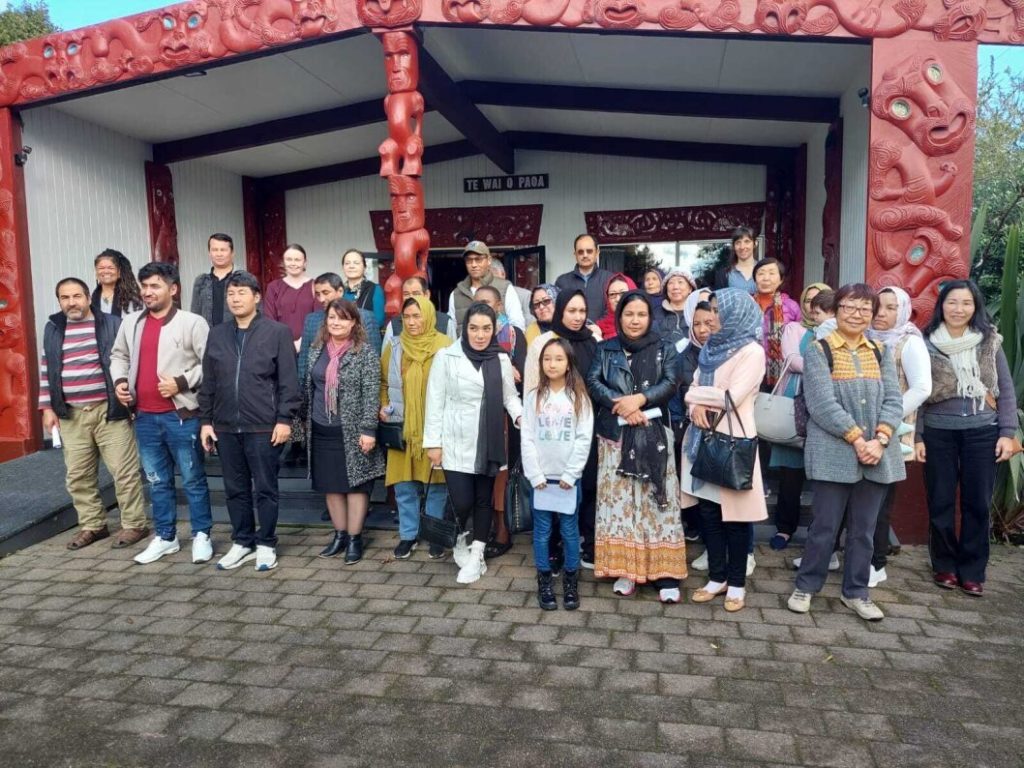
[293,0,338,37]
[382,32,417,93]
[872,55,975,156]
[389,176,424,234]
[441,0,491,23]
[593,0,645,28]
[140,2,218,65]
[358,0,422,27]
[41,31,90,90]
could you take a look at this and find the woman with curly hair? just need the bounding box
[92,249,143,316]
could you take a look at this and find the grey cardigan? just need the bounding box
[802,337,907,485]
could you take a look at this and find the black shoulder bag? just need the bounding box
[691,391,758,491]
[418,467,463,549]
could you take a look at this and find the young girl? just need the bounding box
[521,338,594,611]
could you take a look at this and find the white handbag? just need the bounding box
[753,355,804,448]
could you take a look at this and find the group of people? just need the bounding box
[41,228,1020,621]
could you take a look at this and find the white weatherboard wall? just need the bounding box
[170,159,246,308]
[286,150,767,280]
[22,107,151,347]
[838,63,872,286]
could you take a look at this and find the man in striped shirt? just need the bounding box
[40,278,148,550]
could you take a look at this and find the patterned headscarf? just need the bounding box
[867,286,922,349]
[698,288,762,386]
[800,282,832,329]
[531,283,560,333]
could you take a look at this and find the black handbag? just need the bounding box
[377,420,406,452]
[504,460,533,534]
[418,467,462,549]
[691,391,758,491]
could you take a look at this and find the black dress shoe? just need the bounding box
[319,530,348,558]
[344,534,364,565]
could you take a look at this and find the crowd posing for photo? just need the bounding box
[40,229,1021,619]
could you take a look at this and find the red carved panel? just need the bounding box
[423,0,1024,43]
[370,204,544,250]
[822,119,843,288]
[866,38,977,324]
[0,108,40,459]
[242,177,262,278]
[144,161,179,265]
[584,202,764,245]
[358,0,423,28]
[0,1,362,108]
[242,178,287,293]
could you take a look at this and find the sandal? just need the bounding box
[484,538,513,559]
[67,526,110,551]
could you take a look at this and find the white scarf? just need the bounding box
[867,287,923,349]
[929,323,987,401]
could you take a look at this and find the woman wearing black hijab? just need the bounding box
[586,290,687,603]
[423,303,524,585]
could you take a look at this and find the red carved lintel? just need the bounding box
[242,178,287,293]
[370,204,544,251]
[144,161,179,265]
[583,202,764,245]
[0,108,40,460]
[865,37,977,324]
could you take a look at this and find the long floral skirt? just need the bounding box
[595,432,687,583]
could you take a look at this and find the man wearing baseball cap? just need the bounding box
[447,241,526,336]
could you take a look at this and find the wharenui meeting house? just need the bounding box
[0,0,1020,465]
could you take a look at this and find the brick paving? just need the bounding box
[1,518,1023,768]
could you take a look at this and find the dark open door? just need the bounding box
[499,245,546,289]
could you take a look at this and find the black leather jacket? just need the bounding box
[586,338,679,442]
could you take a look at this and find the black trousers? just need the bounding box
[923,424,998,583]
[774,466,806,536]
[696,500,750,588]
[871,483,898,569]
[446,470,496,544]
[218,431,284,548]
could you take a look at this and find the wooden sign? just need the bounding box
[463,174,549,193]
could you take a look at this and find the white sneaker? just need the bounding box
[133,536,180,565]
[191,532,213,564]
[452,532,471,569]
[255,545,277,572]
[216,543,256,570]
[840,594,884,621]
[456,541,486,584]
[612,577,636,596]
[787,589,812,613]
[691,551,708,571]
[868,566,887,588]
[746,553,757,576]
[659,588,681,604]
[792,552,841,572]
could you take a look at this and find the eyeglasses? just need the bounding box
[464,255,488,264]
[530,298,553,310]
[838,304,874,316]
[607,291,627,300]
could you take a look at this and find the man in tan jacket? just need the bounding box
[110,261,213,565]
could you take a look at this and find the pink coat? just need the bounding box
[680,343,769,523]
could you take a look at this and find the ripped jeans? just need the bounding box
[135,411,212,541]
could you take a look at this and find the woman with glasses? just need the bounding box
[525,284,559,345]
[788,284,904,622]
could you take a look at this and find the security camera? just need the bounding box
[14,146,31,166]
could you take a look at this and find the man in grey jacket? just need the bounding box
[190,233,236,327]
[111,261,214,566]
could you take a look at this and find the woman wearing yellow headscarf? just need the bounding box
[380,295,453,559]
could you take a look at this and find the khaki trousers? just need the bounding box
[60,402,147,531]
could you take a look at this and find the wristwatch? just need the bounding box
[875,432,890,447]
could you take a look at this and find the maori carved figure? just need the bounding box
[145,162,180,265]
[868,54,974,320]
[0,119,29,443]
[292,0,341,37]
[388,176,431,316]
[219,0,301,52]
[442,0,493,22]
[592,0,648,28]
[359,0,423,27]
[379,33,424,177]
[135,3,228,65]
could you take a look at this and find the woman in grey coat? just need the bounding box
[297,298,385,564]
[788,283,905,622]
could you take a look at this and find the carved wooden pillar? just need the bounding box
[764,147,806,294]
[242,178,287,292]
[0,108,40,461]
[866,36,978,324]
[144,161,180,264]
[821,119,843,288]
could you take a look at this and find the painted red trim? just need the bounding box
[242,177,287,292]
[584,202,764,247]
[144,161,180,265]
[370,204,543,250]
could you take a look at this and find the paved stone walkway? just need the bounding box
[1,519,1023,768]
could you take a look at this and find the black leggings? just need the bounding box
[445,470,495,544]
[697,500,750,588]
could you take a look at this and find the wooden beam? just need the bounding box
[260,140,480,192]
[507,131,797,167]
[152,99,429,164]
[461,80,839,124]
[417,48,515,174]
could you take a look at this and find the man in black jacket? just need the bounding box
[554,234,613,322]
[199,271,299,572]
[39,278,148,550]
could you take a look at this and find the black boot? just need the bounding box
[319,530,348,558]
[344,533,364,565]
[563,570,580,611]
[537,571,557,611]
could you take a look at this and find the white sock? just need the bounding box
[703,580,725,593]
[727,586,745,600]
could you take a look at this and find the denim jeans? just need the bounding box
[532,484,581,572]
[218,431,284,548]
[394,481,447,541]
[135,411,212,541]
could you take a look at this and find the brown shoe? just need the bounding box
[112,527,150,549]
[67,526,110,550]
